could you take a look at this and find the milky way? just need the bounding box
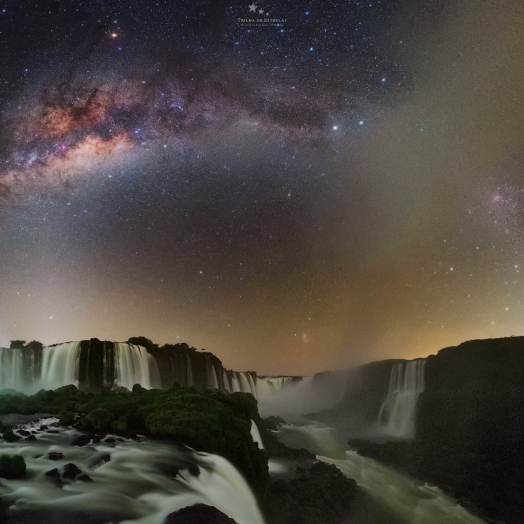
[1,0,523,375]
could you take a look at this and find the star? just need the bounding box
[259,9,265,15]
[248,3,257,12]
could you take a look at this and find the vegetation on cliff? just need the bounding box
[0,384,268,497]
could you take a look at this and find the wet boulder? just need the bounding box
[164,504,238,524]
[62,463,82,479]
[72,434,91,446]
[88,452,111,467]
[77,474,92,482]
[46,452,64,460]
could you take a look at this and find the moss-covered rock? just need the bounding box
[86,408,113,432]
[0,454,26,479]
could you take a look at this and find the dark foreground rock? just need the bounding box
[164,504,238,524]
[265,461,357,524]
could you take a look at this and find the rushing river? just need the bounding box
[0,417,265,524]
[275,424,487,524]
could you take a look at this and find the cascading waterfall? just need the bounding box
[250,420,265,450]
[376,359,426,439]
[0,342,161,394]
[220,371,295,400]
[0,342,295,399]
[207,360,219,389]
[231,373,241,392]
[114,343,161,390]
[40,342,82,391]
[186,353,194,387]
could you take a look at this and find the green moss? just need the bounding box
[87,408,113,431]
[59,410,75,426]
[111,415,128,433]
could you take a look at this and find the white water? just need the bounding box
[208,362,219,389]
[0,342,161,394]
[186,353,194,387]
[376,359,426,440]
[250,420,265,450]
[0,418,265,524]
[114,343,161,390]
[277,424,486,524]
[40,342,82,391]
[221,371,295,400]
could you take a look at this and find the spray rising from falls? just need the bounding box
[220,369,296,401]
[376,359,426,440]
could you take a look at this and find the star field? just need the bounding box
[0,0,523,375]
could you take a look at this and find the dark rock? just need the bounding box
[17,429,31,436]
[77,474,92,482]
[128,432,139,440]
[164,504,238,524]
[116,437,124,442]
[45,468,60,478]
[88,452,111,467]
[104,437,115,443]
[46,452,64,461]
[92,436,101,443]
[262,416,286,431]
[24,435,36,441]
[40,425,48,430]
[62,463,81,479]
[72,434,91,447]
[47,429,59,434]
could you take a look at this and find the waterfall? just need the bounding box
[114,343,159,390]
[222,370,231,392]
[40,342,81,391]
[250,420,265,450]
[231,373,241,392]
[0,347,24,391]
[207,358,219,389]
[239,373,252,393]
[376,359,426,440]
[186,353,194,387]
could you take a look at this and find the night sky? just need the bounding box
[0,0,523,375]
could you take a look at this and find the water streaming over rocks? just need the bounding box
[275,424,486,524]
[0,417,265,524]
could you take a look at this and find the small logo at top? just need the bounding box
[238,2,286,26]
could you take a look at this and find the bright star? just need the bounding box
[332,125,338,130]
[248,2,257,12]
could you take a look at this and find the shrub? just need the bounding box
[0,455,26,479]
[111,416,128,433]
[87,408,113,431]
[59,410,75,426]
